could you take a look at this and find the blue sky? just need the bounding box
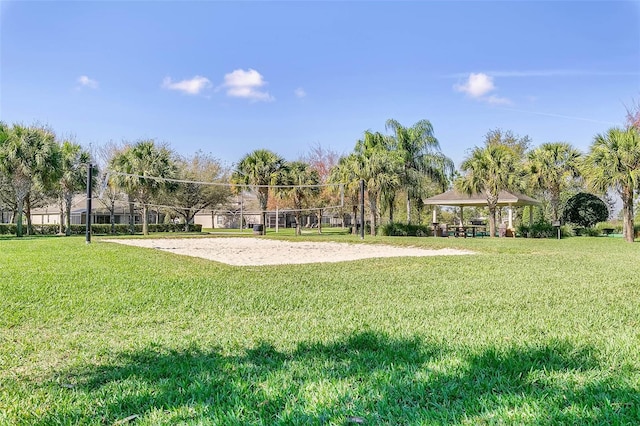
[1,1,639,168]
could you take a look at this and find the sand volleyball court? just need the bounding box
[103,237,473,266]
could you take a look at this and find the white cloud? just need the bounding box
[162,75,212,95]
[453,72,512,105]
[294,87,306,98]
[77,75,98,89]
[454,73,495,98]
[221,68,274,102]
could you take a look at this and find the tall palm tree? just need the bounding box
[527,142,582,222]
[0,124,61,237]
[385,119,454,224]
[355,131,402,235]
[457,144,522,238]
[231,149,285,235]
[59,140,92,235]
[584,126,640,242]
[110,140,177,235]
[275,161,320,236]
[109,145,138,234]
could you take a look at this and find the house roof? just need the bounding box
[423,189,542,207]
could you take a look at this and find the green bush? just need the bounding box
[563,193,608,228]
[519,221,571,238]
[0,222,202,236]
[380,223,432,237]
[0,224,17,235]
[583,227,602,237]
[516,224,529,237]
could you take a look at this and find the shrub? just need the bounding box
[562,193,608,228]
[516,224,529,237]
[521,221,571,238]
[380,223,432,237]
[0,224,17,235]
[583,227,602,237]
[0,222,202,236]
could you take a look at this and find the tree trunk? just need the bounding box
[262,211,267,235]
[185,211,194,232]
[15,196,24,237]
[128,197,135,234]
[59,197,65,234]
[488,205,497,238]
[369,192,377,236]
[110,199,115,234]
[352,206,358,235]
[406,193,411,224]
[622,188,634,242]
[25,197,33,236]
[64,196,72,237]
[317,210,322,234]
[13,176,30,237]
[295,211,302,236]
[142,204,149,235]
[550,191,560,222]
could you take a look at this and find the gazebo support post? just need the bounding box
[508,204,513,230]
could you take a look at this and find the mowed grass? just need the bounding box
[1,234,639,425]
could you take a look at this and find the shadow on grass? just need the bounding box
[44,332,639,424]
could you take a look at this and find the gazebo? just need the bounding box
[422,189,542,231]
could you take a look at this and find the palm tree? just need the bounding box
[329,154,361,234]
[527,142,582,222]
[584,126,640,242]
[109,145,138,234]
[110,140,177,235]
[231,149,285,235]
[355,131,402,235]
[59,140,92,235]
[385,119,455,224]
[457,144,522,238]
[0,124,61,237]
[275,161,320,236]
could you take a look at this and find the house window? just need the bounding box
[217,216,224,225]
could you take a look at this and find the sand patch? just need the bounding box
[102,237,473,266]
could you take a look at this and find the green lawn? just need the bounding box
[1,234,639,425]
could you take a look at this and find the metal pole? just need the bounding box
[85,163,93,244]
[359,179,365,239]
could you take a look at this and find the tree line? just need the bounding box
[1,114,639,241]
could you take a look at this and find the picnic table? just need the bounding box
[449,224,487,238]
[602,227,615,236]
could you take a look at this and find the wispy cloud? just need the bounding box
[294,87,306,98]
[496,106,618,125]
[162,76,212,95]
[77,75,98,89]
[221,69,274,102]
[485,95,512,106]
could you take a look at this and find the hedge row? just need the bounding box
[0,223,202,235]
